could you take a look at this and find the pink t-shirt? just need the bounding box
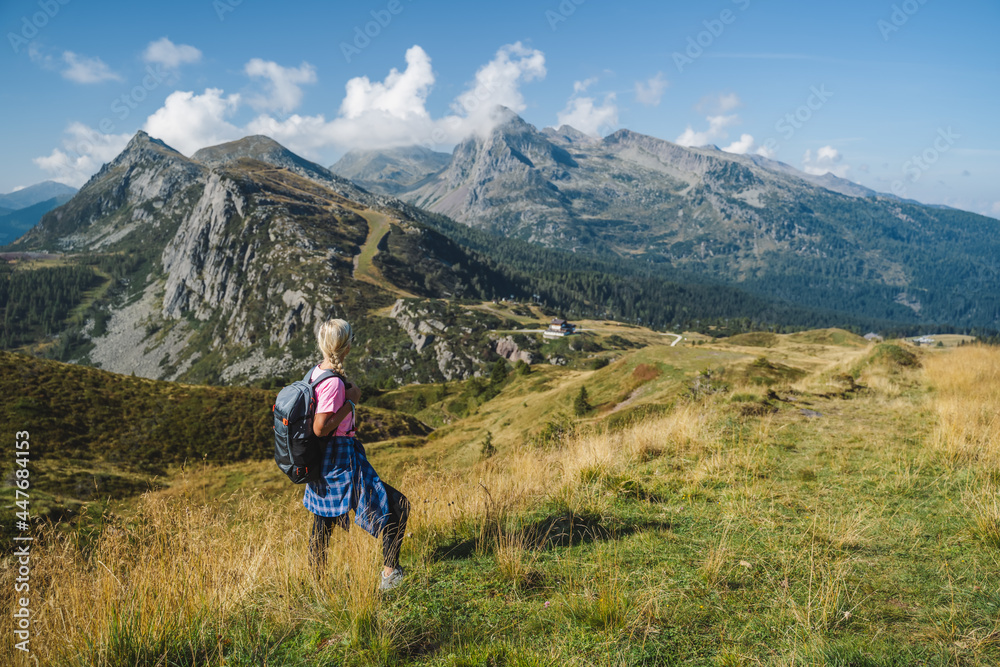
[310,365,354,436]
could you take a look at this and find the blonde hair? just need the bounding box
[317,318,352,376]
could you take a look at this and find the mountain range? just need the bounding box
[3,132,551,385]
[4,113,1000,387]
[0,180,77,210]
[332,108,1000,329]
[0,180,77,244]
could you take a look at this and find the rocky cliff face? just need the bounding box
[13,133,512,385]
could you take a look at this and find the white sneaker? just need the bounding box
[379,566,406,591]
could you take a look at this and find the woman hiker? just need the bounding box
[305,318,410,590]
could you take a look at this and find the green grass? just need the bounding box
[427,380,981,662]
[851,342,920,377]
[354,209,396,291]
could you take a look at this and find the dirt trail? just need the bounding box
[351,209,420,299]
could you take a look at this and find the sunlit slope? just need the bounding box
[366,326,878,470]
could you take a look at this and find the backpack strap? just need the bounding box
[304,363,352,389]
[305,364,358,436]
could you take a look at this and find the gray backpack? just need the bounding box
[272,365,346,483]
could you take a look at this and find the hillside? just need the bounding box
[335,109,1000,330]
[0,349,431,529]
[5,335,999,664]
[0,195,75,245]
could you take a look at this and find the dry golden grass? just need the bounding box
[925,345,1000,570]
[0,487,392,665]
[925,344,1000,466]
[698,521,734,588]
[0,392,743,665]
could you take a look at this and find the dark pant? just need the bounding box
[309,482,410,576]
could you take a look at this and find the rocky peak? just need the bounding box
[446,109,577,185]
[76,131,188,186]
[330,146,451,195]
[192,134,370,204]
[191,135,296,167]
[602,128,732,177]
[542,124,598,146]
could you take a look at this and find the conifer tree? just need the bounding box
[573,386,591,416]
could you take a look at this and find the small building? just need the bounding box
[863,332,884,343]
[543,318,576,340]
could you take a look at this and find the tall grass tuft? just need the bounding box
[965,480,1000,549]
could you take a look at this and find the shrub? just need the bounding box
[573,387,591,416]
[481,431,497,460]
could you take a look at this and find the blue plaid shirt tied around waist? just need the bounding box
[303,436,391,538]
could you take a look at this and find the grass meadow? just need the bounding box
[3,340,999,665]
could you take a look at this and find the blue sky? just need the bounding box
[1,0,997,217]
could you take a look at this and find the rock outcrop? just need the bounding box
[494,335,533,365]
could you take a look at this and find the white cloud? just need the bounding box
[28,43,54,68]
[722,133,756,155]
[241,44,440,157]
[10,185,26,192]
[250,41,547,152]
[450,41,546,138]
[339,45,433,121]
[245,59,317,114]
[676,114,739,147]
[573,77,598,94]
[755,143,777,159]
[143,38,202,69]
[697,92,742,114]
[678,99,761,154]
[143,88,242,155]
[32,43,552,184]
[61,51,122,83]
[634,72,668,106]
[31,45,122,84]
[556,92,618,137]
[33,122,131,187]
[802,145,850,178]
